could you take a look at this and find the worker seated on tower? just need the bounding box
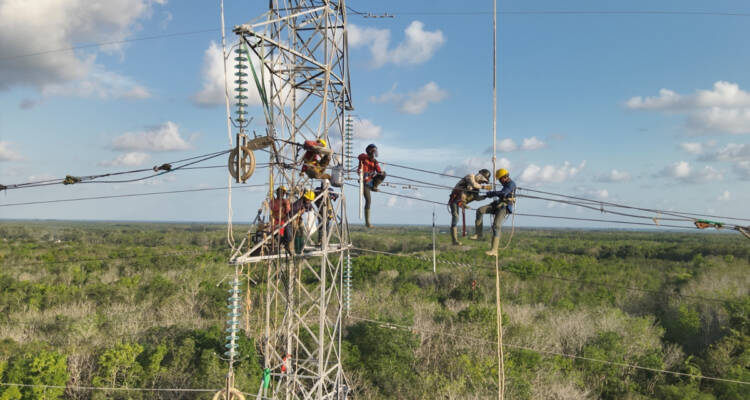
[253,185,293,257]
[301,138,332,180]
[285,190,316,255]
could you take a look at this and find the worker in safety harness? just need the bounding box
[301,138,332,180]
[474,168,516,256]
[268,186,293,255]
[357,144,386,228]
[314,183,338,245]
[448,169,492,245]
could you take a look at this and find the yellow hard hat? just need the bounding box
[495,168,509,180]
[303,190,315,201]
[276,185,287,192]
[318,138,327,147]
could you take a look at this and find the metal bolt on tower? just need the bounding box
[231,1,353,399]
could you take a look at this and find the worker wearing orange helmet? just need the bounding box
[472,168,516,256]
[301,138,332,180]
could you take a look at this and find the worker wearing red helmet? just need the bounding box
[357,143,386,228]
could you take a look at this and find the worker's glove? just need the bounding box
[486,190,504,199]
[482,185,492,190]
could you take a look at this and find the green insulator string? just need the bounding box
[234,47,249,133]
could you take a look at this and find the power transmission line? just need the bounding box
[1,150,232,190]
[0,28,220,62]
[347,316,750,386]
[0,184,266,208]
[350,247,746,305]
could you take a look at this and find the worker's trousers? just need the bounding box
[475,201,509,236]
[449,201,461,228]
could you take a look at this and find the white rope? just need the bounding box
[220,0,236,249]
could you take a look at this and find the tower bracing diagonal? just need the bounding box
[229,1,353,399]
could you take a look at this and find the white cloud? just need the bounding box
[657,161,723,182]
[98,152,150,167]
[0,0,160,96]
[370,81,447,114]
[595,169,631,183]
[352,119,382,140]
[497,138,517,152]
[520,136,546,151]
[443,156,510,177]
[717,190,731,201]
[518,161,586,185]
[627,81,750,135]
[734,161,750,180]
[111,121,192,152]
[679,141,715,155]
[41,65,152,100]
[0,142,22,161]
[698,143,750,162]
[348,21,444,68]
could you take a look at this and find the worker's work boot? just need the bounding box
[485,235,500,256]
[451,227,462,245]
[365,209,372,228]
[470,220,483,240]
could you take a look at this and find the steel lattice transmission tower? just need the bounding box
[231,1,353,399]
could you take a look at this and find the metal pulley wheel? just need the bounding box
[212,388,246,400]
[228,145,256,182]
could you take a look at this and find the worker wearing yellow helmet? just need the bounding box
[471,168,516,256]
[301,138,332,180]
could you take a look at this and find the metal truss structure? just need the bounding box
[229,1,353,399]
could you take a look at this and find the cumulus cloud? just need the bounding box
[111,121,192,152]
[0,0,160,97]
[517,161,586,185]
[352,119,382,139]
[520,136,546,151]
[698,143,750,162]
[443,156,511,177]
[735,161,750,180]
[40,65,152,100]
[98,152,150,167]
[0,142,23,162]
[348,21,444,68]
[679,141,716,155]
[192,41,288,109]
[595,169,631,183]
[656,161,723,182]
[497,138,517,152]
[627,81,750,135]
[370,81,447,114]
[486,137,547,153]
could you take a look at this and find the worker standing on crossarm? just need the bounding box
[287,190,316,254]
[357,144,386,228]
[475,168,516,256]
[448,169,491,245]
[301,138,332,180]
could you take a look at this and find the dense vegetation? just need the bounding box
[0,221,748,399]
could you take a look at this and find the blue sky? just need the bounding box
[1,0,749,228]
